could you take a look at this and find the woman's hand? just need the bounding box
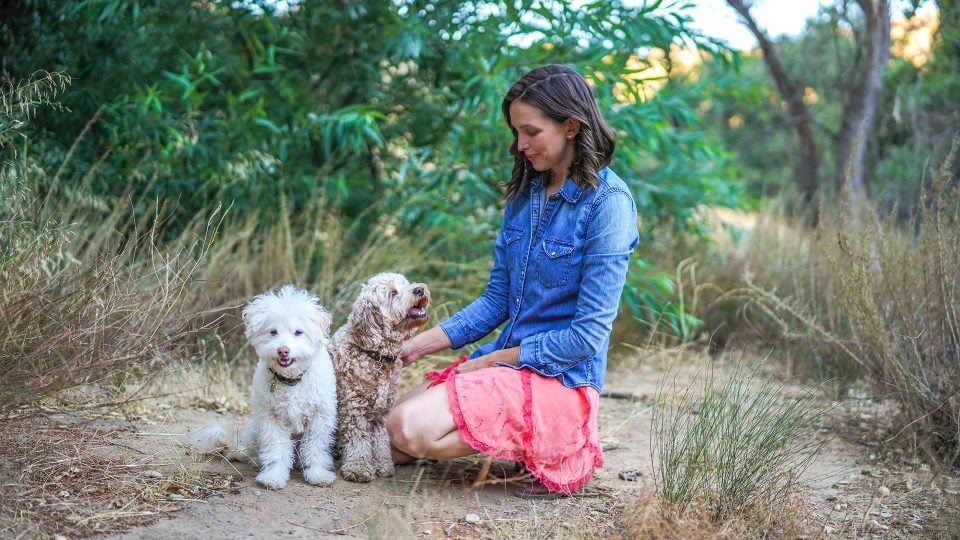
[400,327,453,366]
[455,346,520,374]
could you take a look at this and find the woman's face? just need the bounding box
[509,100,576,185]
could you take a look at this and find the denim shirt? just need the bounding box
[439,167,639,392]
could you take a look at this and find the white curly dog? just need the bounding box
[191,285,338,489]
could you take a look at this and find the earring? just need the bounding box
[567,134,573,139]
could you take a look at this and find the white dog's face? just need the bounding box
[351,272,431,337]
[242,285,332,375]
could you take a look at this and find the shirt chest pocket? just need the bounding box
[535,238,575,288]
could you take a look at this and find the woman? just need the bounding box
[387,64,639,498]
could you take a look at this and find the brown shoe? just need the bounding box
[513,480,567,500]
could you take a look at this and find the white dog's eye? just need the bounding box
[294,329,304,336]
[389,289,398,298]
[270,329,278,336]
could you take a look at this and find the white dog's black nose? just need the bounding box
[413,287,424,297]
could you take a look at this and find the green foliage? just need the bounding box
[653,359,829,520]
[621,258,703,342]
[1,0,745,342]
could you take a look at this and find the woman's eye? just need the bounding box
[389,290,398,298]
[294,329,304,336]
[270,329,278,336]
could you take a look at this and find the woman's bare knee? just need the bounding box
[387,384,456,459]
[387,402,426,458]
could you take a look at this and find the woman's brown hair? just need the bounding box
[501,64,616,201]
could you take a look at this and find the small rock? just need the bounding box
[618,469,643,482]
[167,493,185,500]
[823,525,834,535]
[142,470,163,479]
[464,513,481,524]
[824,491,839,502]
[877,486,891,497]
[880,511,893,519]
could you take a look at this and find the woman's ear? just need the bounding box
[565,118,581,139]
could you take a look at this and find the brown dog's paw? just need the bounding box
[340,461,375,483]
[375,463,395,478]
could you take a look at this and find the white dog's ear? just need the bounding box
[314,306,333,337]
[241,297,259,339]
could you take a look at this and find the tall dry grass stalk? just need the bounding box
[694,141,960,465]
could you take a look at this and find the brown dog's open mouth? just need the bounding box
[407,297,429,320]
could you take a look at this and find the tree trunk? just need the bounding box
[726,0,820,208]
[835,0,891,197]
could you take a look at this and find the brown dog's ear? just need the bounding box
[349,293,382,328]
[346,289,387,350]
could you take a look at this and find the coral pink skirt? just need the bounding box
[427,357,603,494]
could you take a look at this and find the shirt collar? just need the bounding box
[530,174,584,205]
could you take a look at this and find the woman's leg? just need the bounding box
[387,382,475,464]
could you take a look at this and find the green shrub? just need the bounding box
[653,359,829,521]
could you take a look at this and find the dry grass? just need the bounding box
[0,418,240,538]
[691,141,960,466]
[0,166,220,419]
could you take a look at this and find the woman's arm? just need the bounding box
[455,346,519,373]
[400,326,453,365]
[432,214,516,352]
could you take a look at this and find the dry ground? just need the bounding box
[2,350,958,539]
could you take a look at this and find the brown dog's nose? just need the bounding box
[413,286,424,297]
[277,346,289,357]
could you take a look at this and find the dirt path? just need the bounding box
[105,380,657,539]
[36,357,947,539]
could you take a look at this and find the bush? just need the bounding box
[694,141,960,465]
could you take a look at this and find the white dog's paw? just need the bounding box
[256,468,290,490]
[303,466,337,486]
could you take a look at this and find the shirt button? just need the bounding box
[515,298,520,305]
